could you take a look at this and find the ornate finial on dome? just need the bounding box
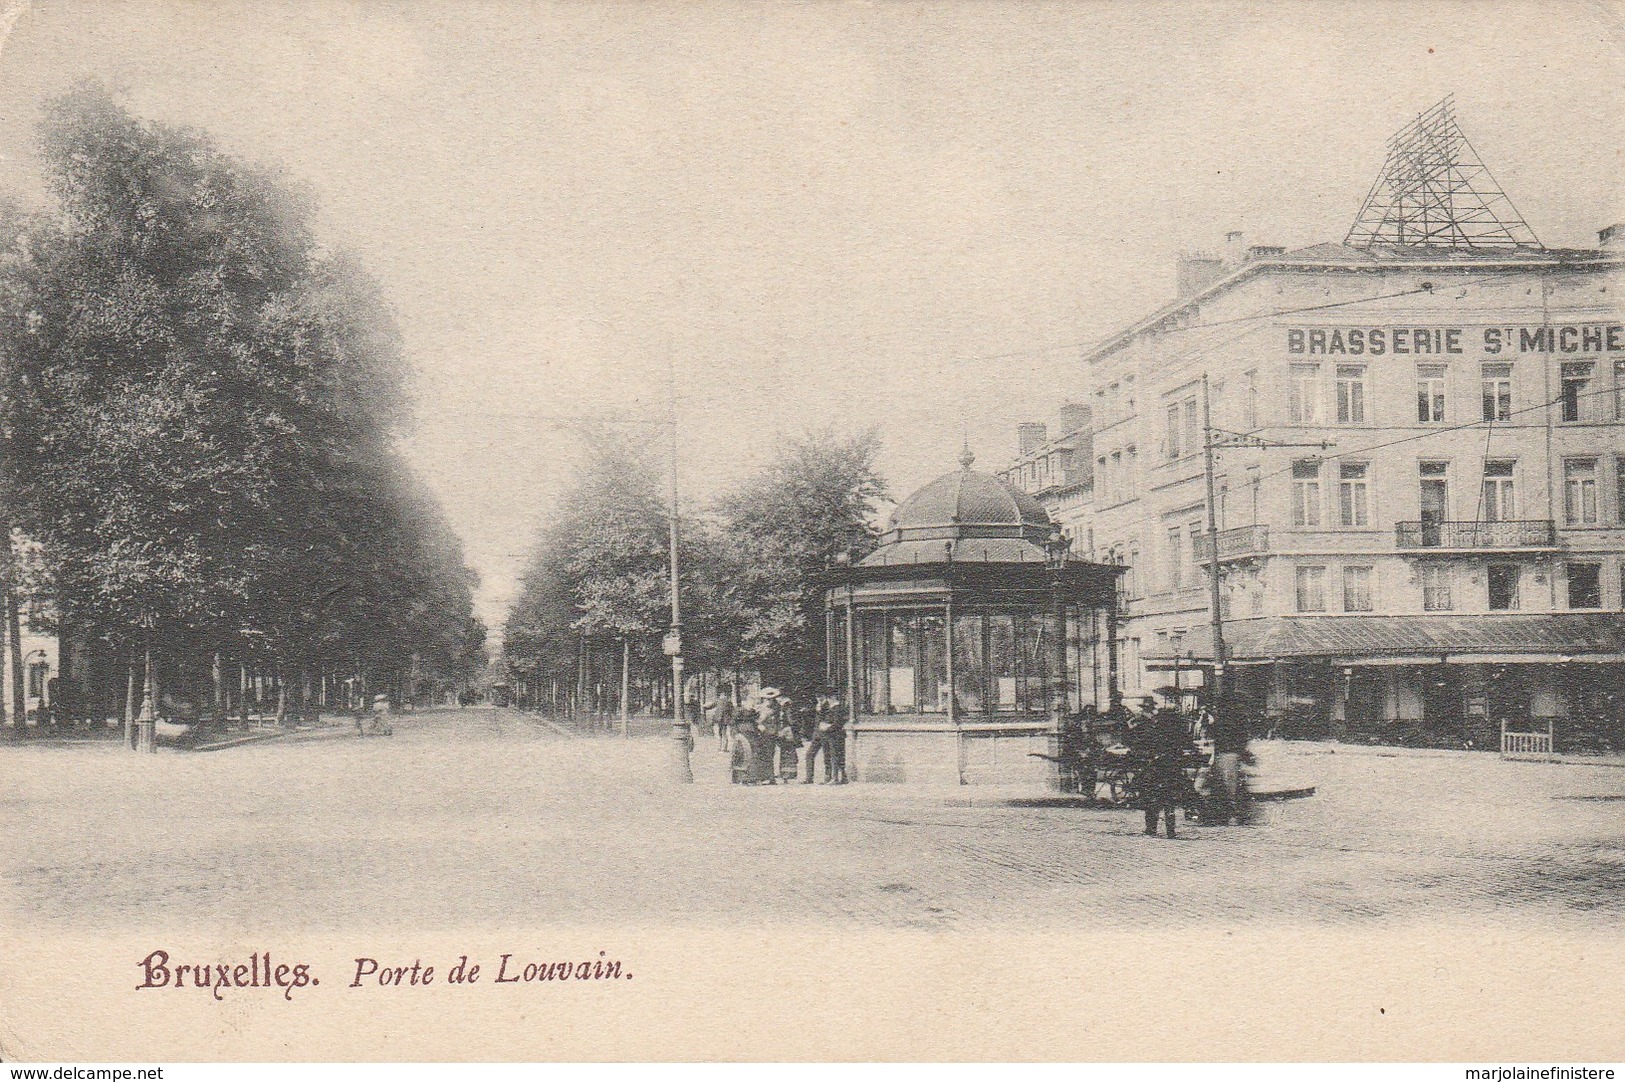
[958,440,975,470]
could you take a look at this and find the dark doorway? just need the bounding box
[1421,665,1463,734]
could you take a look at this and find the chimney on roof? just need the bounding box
[1017,422,1047,456]
[1247,244,1285,261]
[1223,230,1247,265]
[1600,223,1625,249]
[1176,254,1226,296]
[1054,402,1091,436]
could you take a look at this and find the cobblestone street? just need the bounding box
[4,707,1623,936]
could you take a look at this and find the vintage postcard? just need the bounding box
[1,0,1623,1065]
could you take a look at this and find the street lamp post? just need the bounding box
[666,357,692,783]
[135,611,157,754]
[1201,375,1229,731]
[1044,525,1071,787]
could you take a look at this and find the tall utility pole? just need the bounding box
[667,355,692,783]
[1201,376,1228,727]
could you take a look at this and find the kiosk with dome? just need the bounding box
[824,452,1122,786]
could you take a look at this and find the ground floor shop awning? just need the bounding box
[1143,614,1625,666]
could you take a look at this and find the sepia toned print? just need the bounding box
[0,0,1623,1064]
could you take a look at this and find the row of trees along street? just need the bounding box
[500,427,888,719]
[0,85,484,738]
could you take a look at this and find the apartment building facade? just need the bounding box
[1007,234,1625,748]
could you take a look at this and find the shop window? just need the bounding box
[1289,364,1322,425]
[1487,564,1520,611]
[1294,566,1327,612]
[1481,363,1513,422]
[1338,462,1370,527]
[1019,612,1057,714]
[858,611,947,715]
[1342,566,1374,612]
[1567,563,1602,610]
[918,614,947,712]
[1617,360,1625,422]
[887,618,918,709]
[1564,459,1598,526]
[951,615,986,714]
[1292,460,1323,527]
[947,611,1064,717]
[1416,364,1447,423]
[1481,461,1516,522]
[1335,364,1368,424]
[987,615,1018,711]
[1421,565,1453,611]
[860,613,890,713]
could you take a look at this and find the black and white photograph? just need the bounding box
[0,0,1621,1067]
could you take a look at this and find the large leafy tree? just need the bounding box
[2,84,479,724]
[505,427,888,708]
[503,431,670,713]
[710,428,887,692]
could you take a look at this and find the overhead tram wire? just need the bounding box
[1228,380,1625,493]
[428,269,1556,422]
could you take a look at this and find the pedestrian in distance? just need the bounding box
[1127,709,1195,838]
[775,694,800,783]
[714,687,737,753]
[804,692,837,783]
[751,694,780,784]
[1206,708,1255,826]
[729,717,755,784]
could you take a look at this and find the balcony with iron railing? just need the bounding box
[1191,524,1270,564]
[1394,519,1557,550]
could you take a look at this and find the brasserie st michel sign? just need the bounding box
[1286,324,1625,356]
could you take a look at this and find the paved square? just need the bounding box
[4,708,1623,934]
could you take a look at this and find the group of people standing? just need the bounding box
[708,687,848,786]
[1062,697,1254,840]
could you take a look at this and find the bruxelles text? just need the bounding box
[134,949,632,1000]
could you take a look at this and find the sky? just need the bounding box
[0,0,1621,637]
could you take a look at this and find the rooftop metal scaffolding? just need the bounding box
[1345,96,1542,250]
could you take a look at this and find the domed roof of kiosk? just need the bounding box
[859,449,1059,567]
